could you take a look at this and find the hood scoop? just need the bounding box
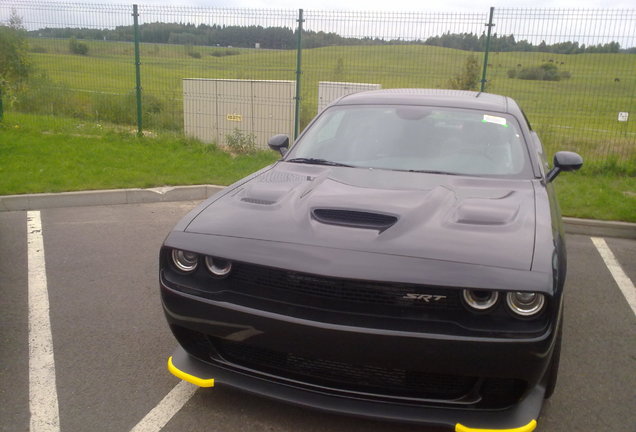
[241,197,276,205]
[453,195,520,226]
[312,208,398,231]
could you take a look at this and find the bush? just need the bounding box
[331,57,345,81]
[14,74,69,115]
[507,68,517,78]
[92,92,133,124]
[69,37,89,55]
[518,66,546,80]
[184,44,201,59]
[517,63,571,81]
[210,49,240,57]
[0,13,32,102]
[14,73,173,129]
[447,55,480,91]
[93,92,165,125]
[541,62,560,80]
[225,128,257,154]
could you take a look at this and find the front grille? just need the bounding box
[216,338,476,401]
[228,263,461,315]
[162,246,551,335]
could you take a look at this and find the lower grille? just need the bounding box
[171,326,526,408]
[216,338,476,400]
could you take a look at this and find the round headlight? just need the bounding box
[205,256,232,278]
[506,292,545,317]
[462,289,499,311]
[171,249,199,273]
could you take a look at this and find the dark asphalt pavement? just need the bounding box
[1,201,634,432]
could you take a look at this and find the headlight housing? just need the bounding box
[506,292,545,317]
[171,249,199,273]
[462,289,499,311]
[205,256,232,278]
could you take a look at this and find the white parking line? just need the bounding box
[591,237,636,317]
[27,211,61,432]
[129,380,197,432]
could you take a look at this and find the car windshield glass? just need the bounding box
[286,105,531,177]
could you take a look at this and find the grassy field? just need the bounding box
[20,37,636,167]
[1,112,634,222]
[0,113,278,194]
[554,174,636,223]
[3,38,634,221]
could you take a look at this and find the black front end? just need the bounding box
[159,241,560,431]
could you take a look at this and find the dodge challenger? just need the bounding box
[160,89,582,431]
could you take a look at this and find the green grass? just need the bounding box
[21,39,636,161]
[554,174,636,223]
[1,113,634,222]
[4,39,635,221]
[0,113,278,195]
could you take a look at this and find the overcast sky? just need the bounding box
[26,0,636,10]
[4,0,634,47]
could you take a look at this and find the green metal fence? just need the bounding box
[1,1,634,164]
[488,8,636,163]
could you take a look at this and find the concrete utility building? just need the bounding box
[183,79,295,149]
[183,79,382,149]
[317,81,382,113]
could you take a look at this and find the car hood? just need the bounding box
[185,162,536,271]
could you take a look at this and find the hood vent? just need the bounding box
[241,197,276,205]
[312,209,398,231]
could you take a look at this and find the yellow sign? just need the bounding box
[226,114,242,122]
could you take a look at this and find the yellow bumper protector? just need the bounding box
[167,356,215,388]
[455,419,537,432]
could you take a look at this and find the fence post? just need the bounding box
[294,9,304,139]
[133,4,143,136]
[480,7,495,92]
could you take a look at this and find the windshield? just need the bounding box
[286,105,532,177]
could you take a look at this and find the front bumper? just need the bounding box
[168,345,541,431]
[161,278,556,431]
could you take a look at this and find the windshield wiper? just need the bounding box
[407,169,460,175]
[286,158,354,168]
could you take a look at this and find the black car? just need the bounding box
[160,89,582,432]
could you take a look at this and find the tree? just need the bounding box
[331,57,345,81]
[447,55,481,91]
[0,9,31,111]
[69,37,89,55]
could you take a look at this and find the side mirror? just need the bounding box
[546,151,583,183]
[268,134,289,157]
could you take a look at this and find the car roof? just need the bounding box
[334,89,511,113]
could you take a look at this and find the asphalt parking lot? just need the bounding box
[1,201,634,432]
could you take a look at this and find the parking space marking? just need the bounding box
[27,211,61,432]
[129,381,197,432]
[591,237,636,317]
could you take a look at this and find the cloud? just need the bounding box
[22,0,636,9]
